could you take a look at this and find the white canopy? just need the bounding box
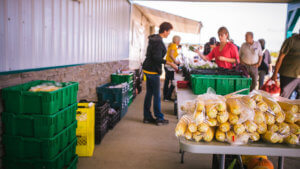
[133,4,203,34]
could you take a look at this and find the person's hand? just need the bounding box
[175,60,180,65]
[253,63,260,68]
[218,56,226,61]
[194,49,200,54]
[271,73,277,81]
[198,46,203,50]
[170,63,178,72]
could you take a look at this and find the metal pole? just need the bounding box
[181,151,185,164]
[220,154,225,169]
[278,156,284,169]
[237,155,244,169]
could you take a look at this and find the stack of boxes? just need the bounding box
[1,80,78,169]
[111,73,134,106]
[97,82,129,119]
[76,103,95,157]
[94,102,109,144]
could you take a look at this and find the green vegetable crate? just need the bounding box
[1,80,78,115]
[111,73,133,84]
[3,139,78,169]
[3,121,77,160]
[2,103,77,138]
[191,75,252,95]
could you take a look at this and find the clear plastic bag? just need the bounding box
[226,97,255,124]
[29,83,62,92]
[226,131,250,146]
[180,100,196,114]
[250,90,282,115]
[175,114,193,137]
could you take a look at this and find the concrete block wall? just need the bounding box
[0,60,129,167]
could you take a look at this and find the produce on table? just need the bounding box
[277,101,298,114]
[176,90,300,145]
[289,123,300,135]
[29,83,61,92]
[189,45,195,52]
[215,129,226,142]
[284,134,299,145]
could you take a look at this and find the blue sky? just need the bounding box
[134,1,288,52]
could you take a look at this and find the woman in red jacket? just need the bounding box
[196,27,240,69]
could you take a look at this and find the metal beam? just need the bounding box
[132,0,296,3]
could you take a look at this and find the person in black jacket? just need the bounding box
[203,37,217,55]
[142,22,178,126]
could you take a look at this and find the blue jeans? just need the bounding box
[144,73,164,120]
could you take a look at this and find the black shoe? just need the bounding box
[143,118,156,124]
[156,119,169,126]
[164,98,175,102]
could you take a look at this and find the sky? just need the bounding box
[133,1,289,52]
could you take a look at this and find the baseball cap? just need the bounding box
[209,37,217,45]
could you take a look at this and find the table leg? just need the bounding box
[220,154,225,169]
[237,155,244,169]
[181,151,185,164]
[278,156,284,169]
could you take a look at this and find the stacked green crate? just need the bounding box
[191,75,252,95]
[111,73,134,106]
[1,80,79,169]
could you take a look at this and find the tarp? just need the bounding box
[133,4,202,34]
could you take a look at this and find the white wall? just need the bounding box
[0,0,130,72]
[129,5,151,69]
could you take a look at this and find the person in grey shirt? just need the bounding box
[239,32,263,91]
[258,39,272,89]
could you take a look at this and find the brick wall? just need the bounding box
[0,60,129,168]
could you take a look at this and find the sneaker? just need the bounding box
[156,119,169,126]
[143,118,156,124]
[163,98,174,102]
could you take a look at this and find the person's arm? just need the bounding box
[151,42,166,64]
[218,57,237,63]
[219,44,239,64]
[266,50,272,74]
[195,50,209,61]
[169,49,180,64]
[271,38,291,81]
[166,61,178,71]
[253,55,263,68]
[253,43,263,68]
[271,53,286,81]
[239,44,245,64]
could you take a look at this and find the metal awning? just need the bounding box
[132,0,295,3]
[133,4,203,34]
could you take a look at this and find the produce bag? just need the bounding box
[261,79,280,97]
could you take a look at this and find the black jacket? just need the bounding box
[142,34,167,75]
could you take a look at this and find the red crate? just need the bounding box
[177,81,189,88]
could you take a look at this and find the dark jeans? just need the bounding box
[144,73,164,120]
[280,75,300,99]
[258,70,267,89]
[163,67,175,100]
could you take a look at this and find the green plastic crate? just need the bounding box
[2,103,77,138]
[111,73,133,84]
[3,121,77,160]
[191,75,251,95]
[3,139,77,169]
[128,95,133,106]
[66,155,78,169]
[1,80,78,115]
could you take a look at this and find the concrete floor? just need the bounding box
[78,82,300,169]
